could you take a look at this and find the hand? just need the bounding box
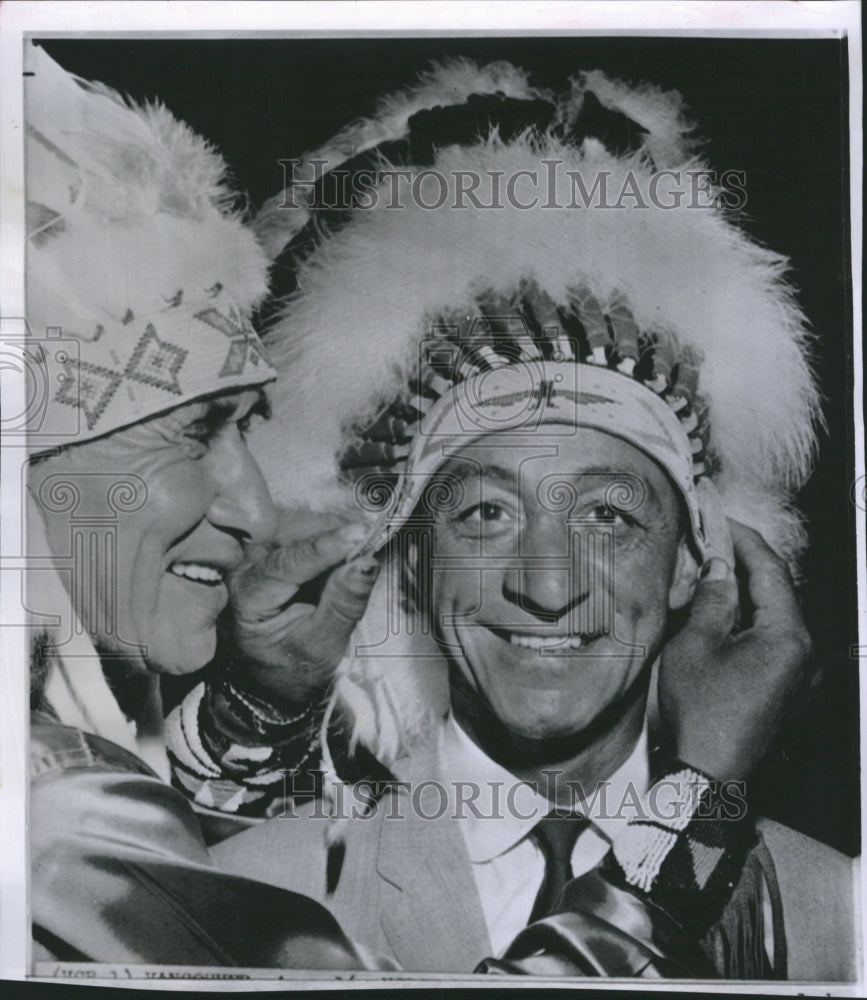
[658,519,813,781]
[227,510,379,710]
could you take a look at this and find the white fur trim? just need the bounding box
[250,64,821,764]
[26,46,275,450]
[256,131,819,564]
[253,58,547,260]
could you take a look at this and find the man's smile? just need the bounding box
[479,624,606,651]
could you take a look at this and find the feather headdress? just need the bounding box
[250,60,822,767]
[25,45,277,454]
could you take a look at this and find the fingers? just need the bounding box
[682,556,739,646]
[311,557,381,643]
[232,523,368,620]
[728,520,803,632]
[272,507,358,545]
[696,479,735,568]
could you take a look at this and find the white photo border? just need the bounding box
[0,1,862,992]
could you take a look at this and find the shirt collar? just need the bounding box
[437,712,649,864]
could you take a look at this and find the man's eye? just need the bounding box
[586,504,635,526]
[459,502,513,524]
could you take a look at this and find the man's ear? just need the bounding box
[668,537,700,610]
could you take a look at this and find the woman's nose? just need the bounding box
[206,438,278,545]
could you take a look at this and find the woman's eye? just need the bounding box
[237,411,262,438]
[180,431,211,457]
[180,418,223,455]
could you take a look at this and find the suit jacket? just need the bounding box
[213,744,858,980]
[216,748,490,971]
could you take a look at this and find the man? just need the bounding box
[212,61,856,980]
[24,45,381,968]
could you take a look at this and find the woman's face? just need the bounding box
[31,389,277,674]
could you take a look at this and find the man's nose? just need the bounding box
[206,439,278,545]
[502,514,585,621]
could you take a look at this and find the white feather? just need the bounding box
[27,46,269,323]
[254,58,548,260]
[250,64,822,762]
[256,129,820,567]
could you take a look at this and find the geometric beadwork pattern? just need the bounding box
[55,326,186,429]
[125,325,187,394]
[39,294,276,452]
[195,306,268,377]
[687,837,727,891]
[55,361,123,431]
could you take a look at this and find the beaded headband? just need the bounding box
[339,289,709,558]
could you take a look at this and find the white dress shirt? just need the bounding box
[437,713,650,956]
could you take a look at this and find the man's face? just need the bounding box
[31,389,277,674]
[429,428,695,742]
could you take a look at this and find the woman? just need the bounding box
[24,44,379,968]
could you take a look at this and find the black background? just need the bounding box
[34,35,858,857]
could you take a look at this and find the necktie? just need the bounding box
[529,812,589,921]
